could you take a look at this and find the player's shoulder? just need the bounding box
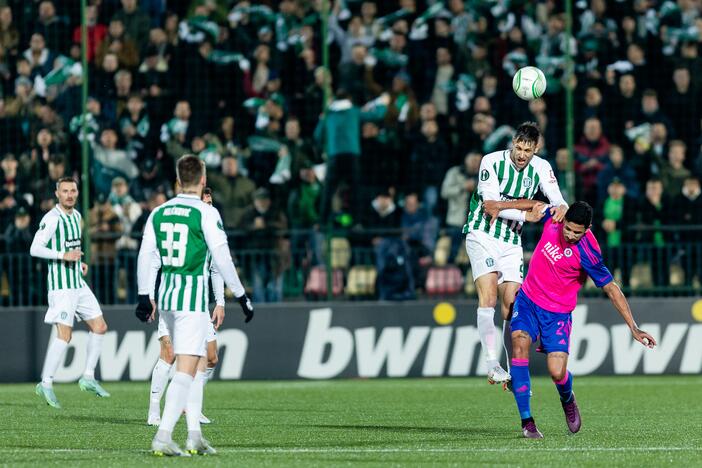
[482,150,506,164]
[39,207,60,225]
[529,154,552,171]
[577,230,603,257]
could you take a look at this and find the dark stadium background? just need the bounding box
[0,0,700,304]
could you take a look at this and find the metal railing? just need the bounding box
[2,225,702,306]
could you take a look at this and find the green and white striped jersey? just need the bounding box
[31,206,84,291]
[141,194,228,313]
[463,150,565,246]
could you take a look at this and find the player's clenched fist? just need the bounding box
[237,294,254,323]
[135,295,156,323]
[63,249,82,262]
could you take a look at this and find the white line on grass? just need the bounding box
[1,447,700,454]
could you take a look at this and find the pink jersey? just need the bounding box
[520,216,613,313]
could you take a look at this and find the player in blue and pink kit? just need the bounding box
[507,201,657,438]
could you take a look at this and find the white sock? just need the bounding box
[477,307,499,368]
[83,332,104,379]
[149,359,173,413]
[204,366,215,382]
[41,338,69,388]
[186,371,207,434]
[158,372,193,435]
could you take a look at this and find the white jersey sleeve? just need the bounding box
[535,158,567,207]
[476,153,501,201]
[30,211,63,260]
[210,263,226,306]
[137,210,161,298]
[202,205,246,298]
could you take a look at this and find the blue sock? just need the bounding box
[511,359,531,420]
[554,371,573,403]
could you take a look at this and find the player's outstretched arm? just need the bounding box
[602,282,657,348]
[483,199,546,224]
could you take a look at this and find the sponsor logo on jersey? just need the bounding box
[542,241,563,263]
[65,239,81,249]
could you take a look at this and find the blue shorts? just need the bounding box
[511,291,573,354]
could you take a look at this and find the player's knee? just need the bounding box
[93,322,108,335]
[550,367,567,382]
[478,295,498,309]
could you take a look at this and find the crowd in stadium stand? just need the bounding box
[1,0,702,303]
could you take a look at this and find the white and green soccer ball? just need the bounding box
[512,66,547,100]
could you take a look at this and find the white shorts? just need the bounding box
[158,310,210,357]
[465,230,524,284]
[157,314,217,343]
[44,287,103,327]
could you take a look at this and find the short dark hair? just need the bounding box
[565,201,593,227]
[176,154,205,187]
[55,176,77,190]
[513,122,541,145]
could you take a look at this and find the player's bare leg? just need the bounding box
[548,352,580,433]
[78,316,110,397]
[36,323,73,409]
[185,356,216,455]
[475,273,510,384]
[511,330,543,439]
[148,337,175,426]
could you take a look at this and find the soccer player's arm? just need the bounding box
[578,234,657,348]
[477,156,528,222]
[202,206,246,298]
[210,263,226,307]
[136,212,160,299]
[29,215,63,260]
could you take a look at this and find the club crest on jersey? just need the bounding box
[523,177,532,189]
[564,248,573,258]
[486,258,495,267]
[480,169,489,181]
[60,311,68,320]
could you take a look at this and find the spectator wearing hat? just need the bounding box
[240,187,289,303]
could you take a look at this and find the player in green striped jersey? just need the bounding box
[136,155,253,456]
[463,122,568,385]
[30,177,110,409]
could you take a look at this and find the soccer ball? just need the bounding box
[512,66,547,100]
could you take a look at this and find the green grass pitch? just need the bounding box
[2,376,700,466]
